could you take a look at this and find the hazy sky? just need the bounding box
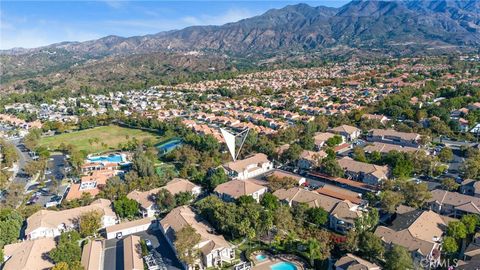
[0,0,348,50]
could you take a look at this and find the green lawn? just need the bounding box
[39,125,164,154]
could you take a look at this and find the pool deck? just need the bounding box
[251,254,305,270]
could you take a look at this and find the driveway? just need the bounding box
[103,229,183,270]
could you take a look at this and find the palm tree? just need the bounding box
[307,238,321,267]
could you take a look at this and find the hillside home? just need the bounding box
[2,238,56,270]
[335,253,380,270]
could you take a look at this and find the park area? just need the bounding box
[38,125,164,153]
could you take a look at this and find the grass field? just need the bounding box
[39,125,164,154]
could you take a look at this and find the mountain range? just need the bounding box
[1,0,480,93]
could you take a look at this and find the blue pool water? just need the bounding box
[88,154,123,163]
[256,254,267,261]
[270,262,297,270]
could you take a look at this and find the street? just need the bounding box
[103,229,183,270]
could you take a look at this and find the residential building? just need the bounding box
[297,150,327,170]
[264,169,306,186]
[66,170,118,200]
[338,157,389,185]
[81,240,104,270]
[25,199,117,240]
[364,142,426,155]
[214,179,267,203]
[427,189,480,217]
[329,125,361,142]
[374,208,448,267]
[127,178,201,217]
[273,187,362,233]
[460,179,480,197]
[160,206,235,269]
[2,238,56,270]
[335,253,380,270]
[223,153,273,180]
[361,114,389,125]
[367,129,422,147]
[313,132,339,149]
[123,235,144,270]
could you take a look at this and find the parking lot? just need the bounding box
[103,229,183,270]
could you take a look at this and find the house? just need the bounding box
[364,142,426,155]
[81,240,104,270]
[127,178,201,217]
[223,153,273,180]
[214,179,267,203]
[2,238,56,270]
[367,129,422,147]
[273,187,362,233]
[297,150,327,170]
[160,206,235,269]
[460,179,480,197]
[329,125,361,142]
[264,169,306,186]
[25,199,117,240]
[335,253,380,270]
[123,235,144,270]
[313,132,339,149]
[374,208,447,267]
[66,170,118,200]
[105,217,157,239]
[361,114,389,125]
[464,233,480,262]
[338,157,389,185]
[427,189,480,218]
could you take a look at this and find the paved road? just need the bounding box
[9,138,32,185]
[104,229,183,270]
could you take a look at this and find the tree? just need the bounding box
[174,225,201,266]
[384,245,413,270]
[156,189,176,212]
[204,168,228,191]
[438,147,453,162]
[402,182,431,208]
[261,192,279,210]
[463,155,480,179]
[320,158,344,177]
[306,207,329,226]
[326,135,343,147]
[442,236,459,254]
[0,208,23,248]
[307,238,322,266]
[113,196,139,219]
[447,221,467,240]
[355,208,379,233]
[352,147,367,163]
[24,160,45,177]
[461,214,479,235]
[358,232,384,261]
[100,176,127,201]
[441,178,459,191]
[274,205,295,236]
[175,192,193,206]
[281,144,302,163]
[342,230,359,253]
[49,231,82,266]
[379,191,404,213]
[51,262,69,270]
[79,210,102,237]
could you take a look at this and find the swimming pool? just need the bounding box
[88,154,123,163]
[270,262,297,270]
[256,254,267,261]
